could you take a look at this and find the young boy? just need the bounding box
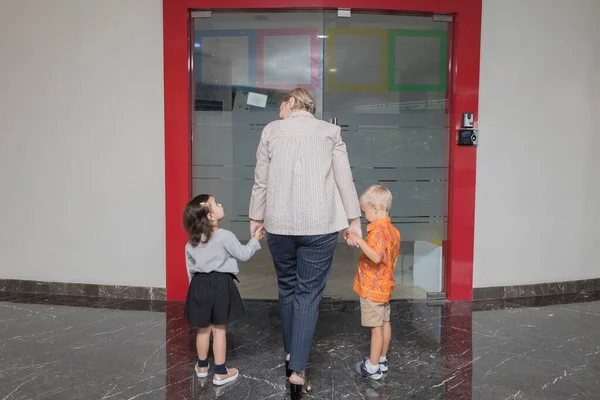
[345,185,400,380]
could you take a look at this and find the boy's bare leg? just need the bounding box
[369,326,384,367]
[211,325,227,366]
[381,321,391,358]
[196,326,212,361]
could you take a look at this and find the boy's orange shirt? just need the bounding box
[353,217,401,303]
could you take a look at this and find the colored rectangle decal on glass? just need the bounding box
[256,29,319,90]
[194,30,257,91]
[326,28,388,92]
[387,30,448,92]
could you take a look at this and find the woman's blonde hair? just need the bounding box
[283,88,316,114]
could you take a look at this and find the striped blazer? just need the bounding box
[249,110,361,235]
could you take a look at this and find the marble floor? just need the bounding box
[1,291,599,399]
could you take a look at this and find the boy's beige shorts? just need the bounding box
[360,297,390,327]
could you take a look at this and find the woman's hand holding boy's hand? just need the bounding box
[344,230,361,245]
[345,218,362,247]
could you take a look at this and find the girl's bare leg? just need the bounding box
[196,326,212,361]
[211,325,227,365]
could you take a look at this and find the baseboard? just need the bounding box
[0,279,166,301]
[473,278,600,300]
[5,277,597,302]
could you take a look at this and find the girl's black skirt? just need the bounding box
[184,271,245,328]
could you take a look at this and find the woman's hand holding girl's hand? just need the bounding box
[250,219,263,238]
[254,224,265,241]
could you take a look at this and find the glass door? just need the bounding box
[191,10,450,300]
[322,11,450,299]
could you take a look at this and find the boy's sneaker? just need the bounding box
[195,361,209,378]
[379,359,389,373]
[213,367,239,386]
[355,359,383,380]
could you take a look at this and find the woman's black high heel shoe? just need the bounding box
[285,360,292,378]
[290,383,302,400]
[289,372,311,400]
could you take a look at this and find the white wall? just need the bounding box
[0,0,166,287]
[1,0,598,291]
[474,0,600,287]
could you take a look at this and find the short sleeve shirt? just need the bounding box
[353,217,401,303]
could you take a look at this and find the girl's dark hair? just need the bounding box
[183,194,214,247]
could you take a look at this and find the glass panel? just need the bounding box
[191,10,450,300]
[192,11,326,301]
[323,11,450,296]
[192,11,325,238]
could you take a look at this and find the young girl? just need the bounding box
[183,194,263,385]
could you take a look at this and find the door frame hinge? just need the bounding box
[337,8,351,18]
[426,292,446,301]
[191,11,212,18]
[433,14,453,22]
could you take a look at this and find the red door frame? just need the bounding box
[163,0,481,301]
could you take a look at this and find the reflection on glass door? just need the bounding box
[191,10,449,300]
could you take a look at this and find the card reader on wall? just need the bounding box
[458,129,478,146]
[458,112,477,146]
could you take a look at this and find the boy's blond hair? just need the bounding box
[359,185,393,211]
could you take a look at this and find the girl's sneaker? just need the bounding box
[213,367,239,386]
[379,359,389,372]
[195,361,210,378]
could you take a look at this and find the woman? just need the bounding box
[249,88,361,399]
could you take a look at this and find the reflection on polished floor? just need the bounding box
[1,291,599,399]
[238,241,428,300]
